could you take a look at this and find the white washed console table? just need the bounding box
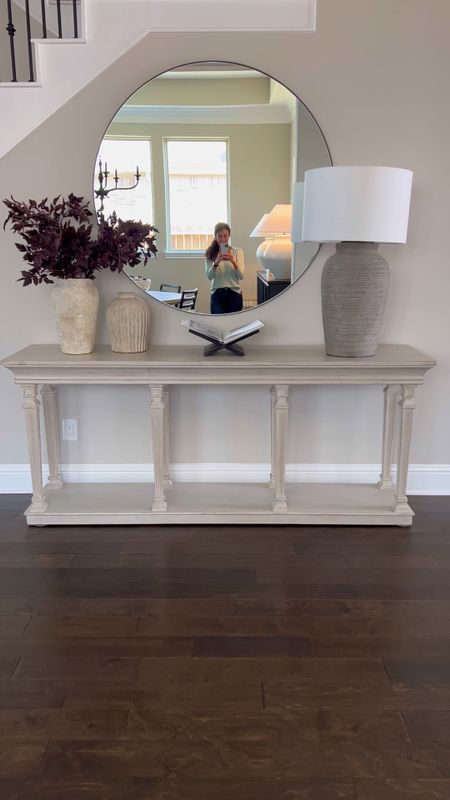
[2,344,435,527]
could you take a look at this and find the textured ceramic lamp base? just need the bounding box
[51,279,99,355]
[322,242,389,358]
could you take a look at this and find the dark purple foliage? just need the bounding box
[3,194,158,286]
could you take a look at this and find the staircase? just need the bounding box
[0,0,316,161]
[1,1,82,84]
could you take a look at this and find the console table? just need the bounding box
[2,344,435,527]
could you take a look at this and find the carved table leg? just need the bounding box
[377,384,401,489]
[41,385,63,489]
[269,386,276,488]
[162,386,172,489]
[150,385,168,512]
[272,384,289,512]
[393,385,417,512]
[22,385,47,513]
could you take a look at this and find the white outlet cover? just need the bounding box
[62,419,78,440]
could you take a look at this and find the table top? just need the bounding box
[2,344,436,369]
[147,290,182,305]
[2,344,435,387]
[257,270,290,285]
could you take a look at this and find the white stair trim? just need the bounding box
[0,82,43,88]
[1,463,450,494]
[30,38,87,45]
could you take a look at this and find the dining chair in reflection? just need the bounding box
[160,283,182,293]
[177,288,198,311]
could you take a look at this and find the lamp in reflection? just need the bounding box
[249,212,270,266]
[250,204,292,280]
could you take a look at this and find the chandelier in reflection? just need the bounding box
[95,159,141,219]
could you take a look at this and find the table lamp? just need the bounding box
[250,204,292,279]
[301,166,413,357]
[249,212,271,266]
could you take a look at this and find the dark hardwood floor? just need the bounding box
[0,493,449,799]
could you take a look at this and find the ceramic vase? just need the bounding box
[51,278,99,355]
[107,291,150,353]
[321,242,389,358]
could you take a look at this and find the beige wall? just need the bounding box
[1,0,450,468]
[108,121,291,313]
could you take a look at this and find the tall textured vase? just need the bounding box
[107,292,150,353]
[321,242,389,358]
[51,278,99,355]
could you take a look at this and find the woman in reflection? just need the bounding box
[205,222,245,314]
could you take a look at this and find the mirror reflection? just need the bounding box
[94,61,331,314]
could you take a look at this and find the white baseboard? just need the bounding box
[1,463,450,494]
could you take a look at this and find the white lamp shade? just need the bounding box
[265,204,292,235]
[291,182,304,243]
[302,166,413,243]
[249,213,269,238]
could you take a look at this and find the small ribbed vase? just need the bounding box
[107,292,150,353]
[321,242,389,358]
[51,278,99,355]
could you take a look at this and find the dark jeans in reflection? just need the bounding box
[210,288,243,314]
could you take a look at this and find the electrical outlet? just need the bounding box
[62,419,78,441]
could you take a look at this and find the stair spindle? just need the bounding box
[72,0,79,38]
[6,0,18,82]
[41,0,47,38]
[24,0,35,82]
[56,0,63,38]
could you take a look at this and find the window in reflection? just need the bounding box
[165,139,229,253]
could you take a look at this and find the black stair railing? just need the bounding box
[6,0,18,81]
[3,0,80,83]
[40,0,47,37]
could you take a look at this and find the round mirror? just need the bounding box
[94,61,331,315]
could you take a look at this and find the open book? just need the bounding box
[181,318,264,346]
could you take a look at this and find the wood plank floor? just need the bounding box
[0,493,449,799]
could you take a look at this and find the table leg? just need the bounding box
[22,385,47,513]
[393,385,416,512]
[162,386,172,489]
[41,385,63,489]
[269,386,276,488]
[272,384,289,512]
[377,384,401,489]
[150,385,168,512]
